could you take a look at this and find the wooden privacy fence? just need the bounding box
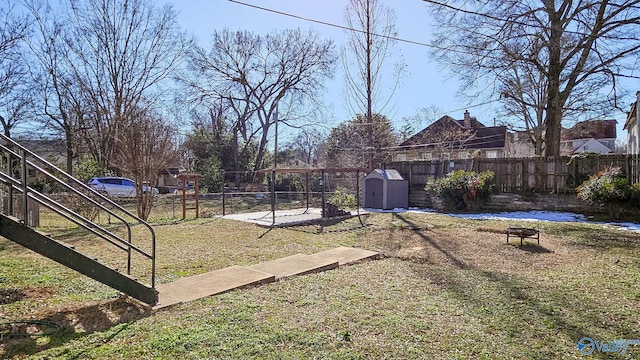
[386,154,640,194]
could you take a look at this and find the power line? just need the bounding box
[224,0,548,66]
[436,100,498,119]
[228,0,574,73]
[227,0,435,48]
[423,0,640,41]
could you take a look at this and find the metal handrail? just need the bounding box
[0,174,151,257]
[0,134,156,288]
[0,143,136,232]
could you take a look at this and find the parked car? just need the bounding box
[87,177,158,197]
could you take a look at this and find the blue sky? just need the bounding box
[165,0,633,141]
[165,0,471,131]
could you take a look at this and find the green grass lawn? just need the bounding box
[1,211,640,359]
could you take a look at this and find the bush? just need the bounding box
[576,166,631,219]
[424,170,495,211]
[54,194,100,222]
[329,186,357,209]
[74,158,108,183]
[197,156,224,193]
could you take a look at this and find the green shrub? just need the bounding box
[197,156,224,193]
[631,183,640,204]
[424,170,495,211]
[329,186,357,209]
[576,166,631,219]
[74,158,108,183]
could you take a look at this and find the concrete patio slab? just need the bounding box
[311,246,380,266]
[221,207,368,227]
[154,265,275,310]
[248,253,339,280]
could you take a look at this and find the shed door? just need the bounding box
[366,178,384,209]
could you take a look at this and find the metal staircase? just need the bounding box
[0,134,158,305]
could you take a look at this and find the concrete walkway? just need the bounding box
[153,246,380,310]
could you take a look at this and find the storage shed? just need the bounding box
[363,169,408,210]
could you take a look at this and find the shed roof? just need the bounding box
[366,169,405,181]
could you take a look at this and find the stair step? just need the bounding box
[151,247,380,311]
[310,246,380,266]
[153,266,275,310]
[248,253,339,280]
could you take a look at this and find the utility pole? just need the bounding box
[365,0,373,171]
[271,103,278,225]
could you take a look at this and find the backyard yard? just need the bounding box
[1,210,640,359]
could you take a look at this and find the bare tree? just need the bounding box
[117,110,177,220]
[0,86,33,137]
[426,0,640,157]
[422,119,475,159]
[0,1,31,137]
[498,63,547,155]
[287,128,325,166]
[183,28,336,174]
[65,0,186,173]
[343,0,405,169]
[24,0,85,173]
[399,105,444,141]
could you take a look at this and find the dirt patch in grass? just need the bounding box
[0,288,56,305]
[1,295,150,355]
[357,212,586,275]
[39,296,150,333]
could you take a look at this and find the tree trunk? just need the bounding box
[253,123,271,174]
[543,3,563,158]
[65,125,74,175]
[365,0,374,171]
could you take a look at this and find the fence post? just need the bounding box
[7,151,13,216]
[520,159,525,191]
[626,154,631,184]
[271,170,276,225]
[321,169,326,217]
[21,149,28,224]
[305,172,310,210]
[181,178,186,219]
[222,170,226,216]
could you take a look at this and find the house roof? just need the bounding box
[561,119,617,140]
[15,138,66,156]
[399,115,506,150]
[159,167,187,176]
[571,138,613,154]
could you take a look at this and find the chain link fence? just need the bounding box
[148,169,365,220]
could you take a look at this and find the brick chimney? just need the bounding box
[463,110,471,128]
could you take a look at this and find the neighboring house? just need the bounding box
[560,119,617,155]
[158,167,185,187]
[394,110,508,161]
[17,138,68,166]
[624,91,640,154]
[157,166,187,193]
[14,139,68,183]
[507,130,538,158]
